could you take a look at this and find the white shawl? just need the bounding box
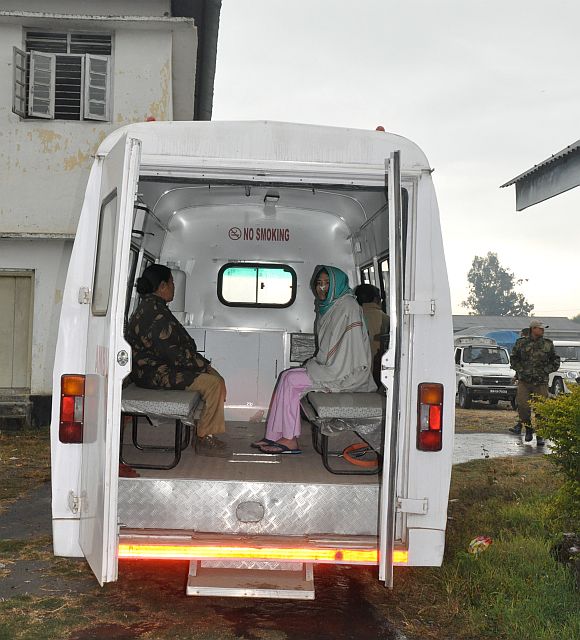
[305,294,376,392]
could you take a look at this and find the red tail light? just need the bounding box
[417,383,443,451]
[59,374,85,443]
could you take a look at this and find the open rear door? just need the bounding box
[378,151,404,587]
[80,134,141,585]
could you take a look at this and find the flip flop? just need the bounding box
[250,438,278,449]
[258,443,302,455]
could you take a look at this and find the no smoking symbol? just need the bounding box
[229,227,242,240]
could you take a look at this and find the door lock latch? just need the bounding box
[117,350,129,366]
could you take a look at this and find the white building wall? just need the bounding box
[0,25,173,234]
[0,239,72,395]
[0,7,194,404]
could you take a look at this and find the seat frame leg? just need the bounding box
[120,414,190,470]
[321,433,381,476]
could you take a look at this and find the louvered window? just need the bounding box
[13,31,112,121]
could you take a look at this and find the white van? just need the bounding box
[454,336,517,408]
[550,340,580,394]
[50,121,454,598]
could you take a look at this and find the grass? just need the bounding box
[377,456,580,640]
[455,403,516,434]
[0,429,51,513]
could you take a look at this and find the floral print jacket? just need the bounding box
[126,294,209,389]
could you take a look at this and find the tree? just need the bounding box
[462,252,534,316]
[572,314,580,324]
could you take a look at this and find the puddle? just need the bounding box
[214,565,399,640]
[454,433,551,465]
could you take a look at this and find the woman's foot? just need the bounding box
[259,438,301,454]
[250,438,277,449]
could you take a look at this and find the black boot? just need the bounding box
[524,427,533,442]
[508,423,522,435]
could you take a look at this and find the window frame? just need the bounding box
[217,262,297,309]
[12,30,112,122]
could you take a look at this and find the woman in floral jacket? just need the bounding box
[126,264,228,457]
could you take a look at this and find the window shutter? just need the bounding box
[12,47,27,117]
[28,51,55,118]
[84,54,110,121]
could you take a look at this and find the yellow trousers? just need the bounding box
[187,367,226,437]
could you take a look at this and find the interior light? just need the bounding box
[263,189,280,204]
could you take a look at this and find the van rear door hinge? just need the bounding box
[78,287,91,304]
[67,491,81,514]
[396,498,428,514]
[403,299,435,316]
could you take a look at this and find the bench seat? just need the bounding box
[301,391,385,475]
[121,384,202,421]
[120,384,203,470]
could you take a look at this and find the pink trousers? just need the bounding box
[264,367,313,441]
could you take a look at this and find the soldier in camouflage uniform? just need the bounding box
[126,265,228,457]
[509,319,560,445]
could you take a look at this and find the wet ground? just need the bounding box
[0,431,551,640]
[453,432,550,464]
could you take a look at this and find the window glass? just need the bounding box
[124,247,138,321]
[555,346,580,361]
[218,263,296,307]
[463,347,509,365]
[92,190,117,316]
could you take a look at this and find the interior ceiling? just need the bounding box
[138,182,386,235]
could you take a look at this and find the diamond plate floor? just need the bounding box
[120,419,380,485]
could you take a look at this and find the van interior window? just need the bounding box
[217,263,296,308]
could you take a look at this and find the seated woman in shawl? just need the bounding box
[256,266,376,454]
[126,264,229,457]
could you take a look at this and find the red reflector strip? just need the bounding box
[429,405,442,430]
[61,395,75,423]
[117,544,409,565]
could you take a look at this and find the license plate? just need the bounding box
[489,389,508,395]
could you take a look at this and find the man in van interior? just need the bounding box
[354,284,390,387]
[509,319,560,445]
[126,264,229,457]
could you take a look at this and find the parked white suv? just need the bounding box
[549,340,580,395]
[454,336,517,408]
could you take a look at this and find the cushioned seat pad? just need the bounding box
[306,392,384,419]
[122,383,201,418]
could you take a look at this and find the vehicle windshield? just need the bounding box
[555,345,580,362]
[463,346,509,365]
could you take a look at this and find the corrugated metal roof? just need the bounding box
[453,315,580,340]
[500,139,580,187]
[453,315,580,330]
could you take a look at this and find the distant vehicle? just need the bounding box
[454,336,517,409]
[549,340,580,395]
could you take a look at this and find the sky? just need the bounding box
[212,0,580,318]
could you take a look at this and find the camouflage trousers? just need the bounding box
[516,381,548,429]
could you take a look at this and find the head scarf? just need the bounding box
[311,265,352,316]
